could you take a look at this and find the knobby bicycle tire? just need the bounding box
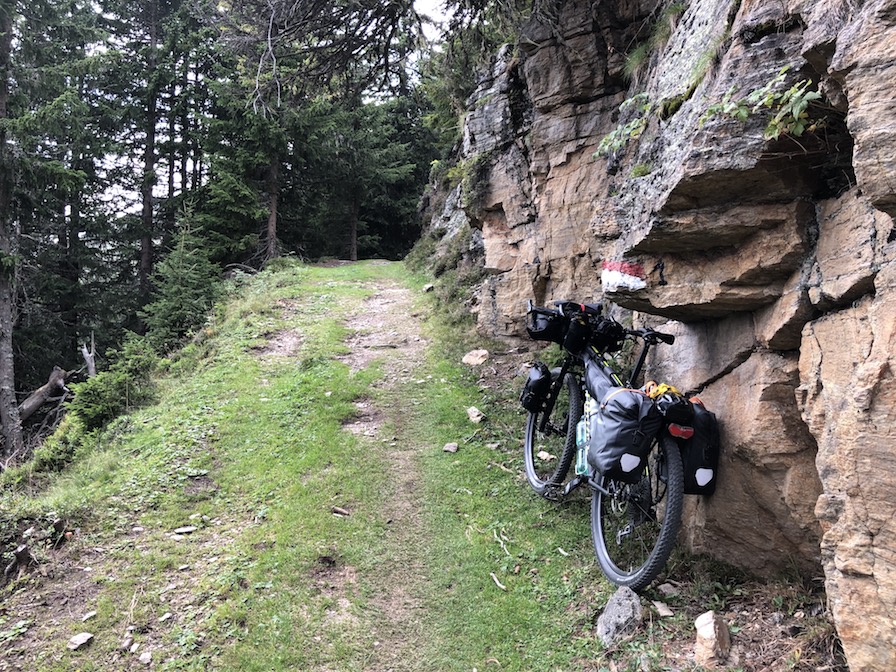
[523,370,582,497]
[590,434,684,591]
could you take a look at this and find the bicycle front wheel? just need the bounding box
[523,370,582,498]
[590,434,683,591]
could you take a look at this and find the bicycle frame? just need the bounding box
[538,330,669,498]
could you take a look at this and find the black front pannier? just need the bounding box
[588,388,662,483]
[519,361,551,412]
[680,401,720,495]
[526,307,564,344]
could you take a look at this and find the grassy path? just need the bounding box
[0,261,604,671]
[336,276,432,670]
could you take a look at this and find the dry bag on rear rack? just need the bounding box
[653,391,695,426]
[587,388,662,483]
[519,361,551,412]
[680,401,720,495]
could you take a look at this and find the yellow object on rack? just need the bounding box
[643,380,683,399]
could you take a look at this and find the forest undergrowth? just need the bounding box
[0,260,845,671]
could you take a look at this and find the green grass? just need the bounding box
[391,348,610,669]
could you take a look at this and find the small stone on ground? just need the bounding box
[596,586,643,647]
[67,632,94,650]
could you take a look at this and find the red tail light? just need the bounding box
[668,423,694,439]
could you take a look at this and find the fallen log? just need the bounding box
[18,366,70,423]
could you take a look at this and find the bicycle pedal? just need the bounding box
[542,485,564,501]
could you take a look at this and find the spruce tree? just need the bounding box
[140,211,220,351]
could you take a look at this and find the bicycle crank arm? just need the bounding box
[560,474,588,497]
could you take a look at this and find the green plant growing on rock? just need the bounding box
[624,2,688,82]
[594,93,653,159]
[443,153,492,208]
[457,151,493,210]
[699,67,824,140]
[689,29,731,93]
[765,79,823,139]
[651,2,687,49]
[631,163,653,177]
[624,43,651,82]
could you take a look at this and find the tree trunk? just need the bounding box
[0,279,21,458]
[139,99,157,298]
[265,158,280,261]
[138,0,160,300]
[0,2,23,458]
[180,54,190,194]
[348,194,359,262]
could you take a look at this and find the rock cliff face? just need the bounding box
[425,0,896,668]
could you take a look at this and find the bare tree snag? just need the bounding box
[79,334,96,377]
[18,366,70,424]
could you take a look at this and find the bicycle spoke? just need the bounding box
[523,370,582,497]
[591,436,684,591]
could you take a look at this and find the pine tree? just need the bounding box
[140,210,220,351]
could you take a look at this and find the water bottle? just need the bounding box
[575,391,593,475]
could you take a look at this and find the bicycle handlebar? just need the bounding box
[626,327,675,346]
[526,299,674,347]
[553,300,603,317]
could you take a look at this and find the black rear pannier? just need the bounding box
[519,361,551,412]
[526,307,564,344]
[680,400,720,495]
[588,388,662,483]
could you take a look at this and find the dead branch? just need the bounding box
[18,366,70,424]
[79,334,96,377]
[35,391,70,437]
[3,544,37,580]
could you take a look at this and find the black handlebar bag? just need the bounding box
[587,388,662,483]
[526,307,565,344]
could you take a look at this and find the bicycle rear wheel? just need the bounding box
[590,434,683,591]
[523,370,582,498]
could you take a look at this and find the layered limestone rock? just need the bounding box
[422,0,896,667]
[798,264,896,671]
